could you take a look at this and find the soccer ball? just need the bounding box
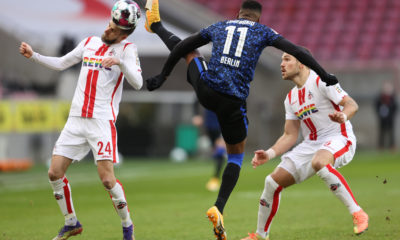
[111,0,141,30]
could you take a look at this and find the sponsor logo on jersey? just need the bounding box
[260,199,270,208]
[295,103,318,120]
[83,57,111,70]
[227,19,255,26]
[335,85,343,93]
[117,201,127,209]
[330,183,341,191]
[323,141,335,151]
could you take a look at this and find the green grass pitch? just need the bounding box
[0,151,399,240]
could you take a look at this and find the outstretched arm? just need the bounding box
[272,37,338,86]
[146,32,209,91]
[19,41,82,71]
[252,119,300,168]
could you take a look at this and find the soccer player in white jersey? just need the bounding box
[19,1,142,239]
[241,52,369,240]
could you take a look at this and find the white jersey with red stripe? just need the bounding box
[31,36,143,121]
[284,70,355,143]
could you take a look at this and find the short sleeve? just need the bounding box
[200,22,219,41]
[284,94,298,120]
[262,25,282,46]
[319,81,348,105]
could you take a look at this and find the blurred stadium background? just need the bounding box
[0,0,399,166]
[1,1,400,239]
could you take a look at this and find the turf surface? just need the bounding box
[0,151,399,239]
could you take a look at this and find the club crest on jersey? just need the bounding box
[109,49,116,56]
[308,91,313,100]
[83,57,111,71]
[295,103,318,120]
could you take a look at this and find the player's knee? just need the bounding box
[311,159,326,171]
[48,169,63,181]
[265,175,279,190]
[101,178,115,190]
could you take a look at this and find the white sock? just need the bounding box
[49,176,77,226]
[317,164,361,214]
[108,180,133,228]
[256,175,283,238]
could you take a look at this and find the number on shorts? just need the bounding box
[104,142,112,155]
[98,141,112,155]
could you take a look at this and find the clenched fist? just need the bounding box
[19,42,33,58]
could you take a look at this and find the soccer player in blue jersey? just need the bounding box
[144,0,338,239]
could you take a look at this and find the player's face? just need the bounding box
[280,53,301,80]
[102,21,125,45]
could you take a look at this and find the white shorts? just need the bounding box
[53,117,119,163]
[278,135,356,183]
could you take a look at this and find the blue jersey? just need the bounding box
[200,19,281,100]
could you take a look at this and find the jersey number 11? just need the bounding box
[223,26,248,57]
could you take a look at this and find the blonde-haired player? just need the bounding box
[241,52,368,240]
[19,1,142,239]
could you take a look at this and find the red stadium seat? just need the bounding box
[190,0,400,61]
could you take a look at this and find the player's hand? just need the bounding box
[19,42,33,58]
[329,111,347,123]
[251,150,270,169]
[146,74,166,91]
[101,57,120,68]
[321,73,338,86]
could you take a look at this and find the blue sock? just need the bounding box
[227,153,244,168]
[213,146,226,159]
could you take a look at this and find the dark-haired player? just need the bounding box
[19,1,142,239]
[241,51,368,240]
[144,1,338,239]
